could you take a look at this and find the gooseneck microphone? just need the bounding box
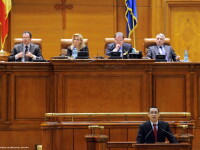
[158,125,176,138]
[145,129,153,140]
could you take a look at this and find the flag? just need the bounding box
[125,0,138,38]
[0,0,12,50]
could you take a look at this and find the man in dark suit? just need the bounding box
[8,31,43,62]
[146,33,180,62]
[136,106,178,143]
[106,32,132,59]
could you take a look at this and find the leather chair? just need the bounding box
[13,38,42,51]
[104,38,132,54]
[60,39,88,55]
[144,38,170,52]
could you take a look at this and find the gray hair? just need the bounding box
[156,33,165,39]
[114,32,124,39]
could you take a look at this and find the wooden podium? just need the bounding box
[135,143,191,150]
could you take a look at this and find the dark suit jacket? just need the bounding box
[136,120,178,143]
[8,43,43,62]
[67,46,89,57]
[146,45,177,62]
[106,42,132,58]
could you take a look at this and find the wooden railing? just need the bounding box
[45,112,192,121]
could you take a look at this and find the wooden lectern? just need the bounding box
[135,143,191,150]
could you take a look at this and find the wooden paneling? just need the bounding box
[63,73,146,113]
[193,127,200,150]
[110,128,128,150]
[10,0,116,59]
[165,1,200,62]
[13,75,49,119]
[1,61,200,149]
[63,0,115,58]
[153,75,186,112]
[60,129,74,150]
[0,75,2,121]
[74,129,90,150]
[0,130,42,149]
[0,70,8,123]
[11,0,62,60]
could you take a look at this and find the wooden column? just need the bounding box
[85,134,108,150]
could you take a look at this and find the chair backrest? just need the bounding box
[13,38,42,51]
[144,38,170,52]
[60,39,88,49]
[104,38,132,54]
[104,38,132,50]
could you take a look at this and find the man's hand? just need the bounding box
[16,52,24,58]
[25,52,34,58]
[113,44,121,52]
[176,55,180,61]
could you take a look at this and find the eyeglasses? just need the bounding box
[149,111,159,114]
[22,37,30,39]
[156,38,164,40]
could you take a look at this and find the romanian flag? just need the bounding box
[125,0,138,38]
[0,0,11,50]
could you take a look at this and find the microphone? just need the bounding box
[145,128,153,140]
[123,49,129,56]
[158,125,176,138]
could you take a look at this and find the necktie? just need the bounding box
[153,124,157,142]
[160,46,165,55]
[25,45,28,53]
[25,46,29,61]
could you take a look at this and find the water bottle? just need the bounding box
[183,50,188,62]
[132,48,136,53]
[72,47,78,59]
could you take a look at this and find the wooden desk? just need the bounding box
[135,143,191,150]
[0,60,199,149]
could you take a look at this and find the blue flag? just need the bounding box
[125,0,138,38]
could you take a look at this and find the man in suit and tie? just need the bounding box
[136,106,178,143]
[106,32,132,59]
[8,31,43,62]
[146,33,180,62]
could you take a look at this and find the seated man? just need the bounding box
[146,33,180,62]
[106,32,132,59]
[8,31,43,62]
[136,106,178,143]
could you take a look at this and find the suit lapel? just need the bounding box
[29,43,34,53]
[154,46,160,55]
[146,121,155,142]
[157,121,163,141]
[18,43,24,53]
[163,45,169,57]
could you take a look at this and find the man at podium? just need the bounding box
[136,106,178,143]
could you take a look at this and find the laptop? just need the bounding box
[129,51,143,59]
[76,51,89,59]
[108,52,122,59]
[155,55,167,62]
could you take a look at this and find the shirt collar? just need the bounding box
[24,44,30,48]
[150,120,158,126]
